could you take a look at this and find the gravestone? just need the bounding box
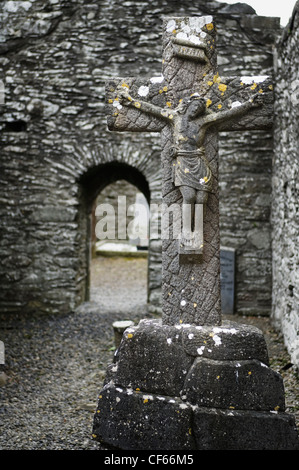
[220,247,235,314]
[92,16,299,450]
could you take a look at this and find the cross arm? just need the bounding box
[204,75,274,131]
[105,76,170,133]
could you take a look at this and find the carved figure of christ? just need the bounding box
[105,16,274,326]
[119,89,262,249]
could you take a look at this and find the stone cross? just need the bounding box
[105,16,273,327]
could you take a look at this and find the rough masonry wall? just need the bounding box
[272,2,299,366]
[0,0,279,316]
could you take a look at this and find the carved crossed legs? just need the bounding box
[179,186,208,250]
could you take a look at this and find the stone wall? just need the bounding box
[272,2,299,367]
[0,0,280,316]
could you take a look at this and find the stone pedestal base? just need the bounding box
[92,319,299,450]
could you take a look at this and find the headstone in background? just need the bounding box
[220,247,235,315]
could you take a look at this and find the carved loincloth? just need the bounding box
[172,147,213,192]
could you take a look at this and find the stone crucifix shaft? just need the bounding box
[105,16,274,326]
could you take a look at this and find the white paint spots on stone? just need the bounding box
[188,333,194,340]
[181,300,186,307]
[116,397,121,403]
[157,396,165,401]
[167,338,172,344]
[189,16,213,32]
[143,394,153,401]
[241,75,269,84]
[138,85,149,97]
[111,365,118,372]
[189,34,203,46]
[150,75,164,84]
[232,101,242,108]
[179,403,189,409]
[113,100,122,110]
[213,327,238,335]
[166,19,176,33]
[197,346,205,355]
[213,334,222,346]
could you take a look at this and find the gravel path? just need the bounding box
[0,256,298,450]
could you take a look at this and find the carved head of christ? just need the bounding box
[178,95,206,119]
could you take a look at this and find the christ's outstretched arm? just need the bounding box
[118,88,174,122]
[202,93,263,128]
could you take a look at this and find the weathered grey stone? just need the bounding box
[193,407,299,450]
[182,358,285,411]
[93,383,195,450]
[112,319,193,396]
[180,320,269,364]
[272,1,299,367]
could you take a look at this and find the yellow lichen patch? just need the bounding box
[218,83,227,93]
[251,83,257,90]
[121,82,129,88]
[206,99,212,108]
[229,406,235,409]
[166,102,172,107]
[169,114,174,120]
[97,409,100,413]
[216,375,220,380]
[188,428,192,435]
[274,406,280,411]
[179,319,183,324]
[143,399,148,404]
[258,89,264,93]
[109,87,115,92]
[203,176,209,182]
[268,84,273,90]
[136,388,140,391]
[206,23,214,30]
[113,112,119,117]
[108,99,113,104]
[207,81,213,86]
[184,168,189,174]
[159,89,163,94]
[127,333,133,338]
[172,29,177,34]
[99,395,102,399]
[213,73,220,83]
[248,371,252,375]
[134,102,141,108]
[217,104,222,109]
[163,86,168,92]
[92,434,97,439]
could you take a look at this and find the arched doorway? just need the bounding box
[78,162,151,311]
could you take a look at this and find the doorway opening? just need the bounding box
[90,179,149,309]
[78,162,151,314]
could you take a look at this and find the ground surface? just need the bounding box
[0,256,298,450]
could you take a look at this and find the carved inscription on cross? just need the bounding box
[105,16,274,326]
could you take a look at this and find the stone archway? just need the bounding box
[76,149,162,314]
